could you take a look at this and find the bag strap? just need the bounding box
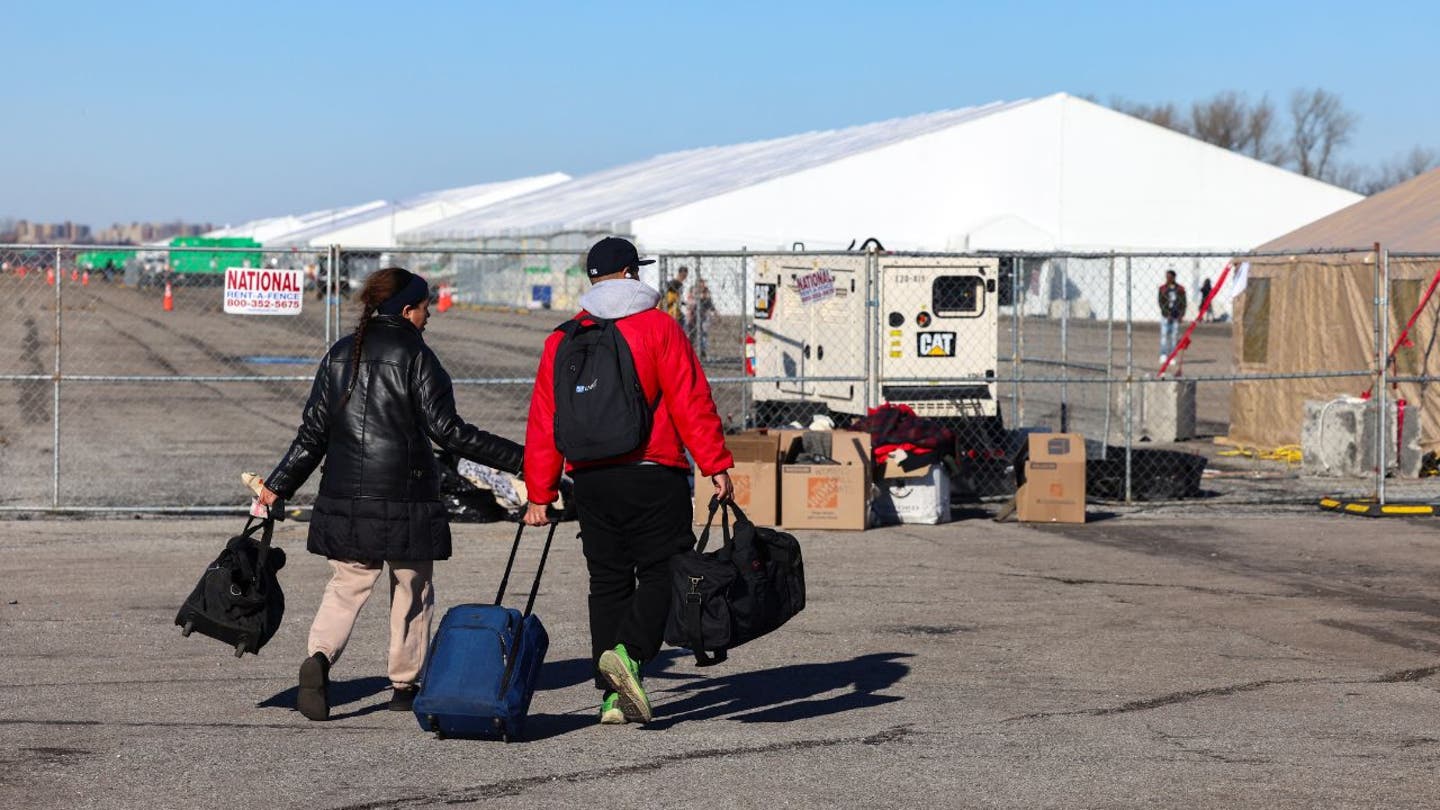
[236,514,275,584]
[689,497,736,667]
[686,591,727,667]
[695,496,733,554]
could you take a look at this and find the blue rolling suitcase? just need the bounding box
[414,522,556,740]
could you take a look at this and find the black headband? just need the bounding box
[377,271,429,315]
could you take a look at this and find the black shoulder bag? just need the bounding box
[664,498,806,666]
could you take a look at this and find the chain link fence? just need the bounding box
[0,243,1429,511]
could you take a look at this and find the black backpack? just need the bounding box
[665,499,806,666]
[175,516,286,657]
[552,317,655,463]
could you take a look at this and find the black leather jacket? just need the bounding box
[266,315,523,502]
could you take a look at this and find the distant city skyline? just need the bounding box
[0,218,214,245]
[5,1,1437,227]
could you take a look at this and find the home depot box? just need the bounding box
[779,430,873,531]
[873,451,952,525]
[694,431,781,526]
[1017,433,1086,524]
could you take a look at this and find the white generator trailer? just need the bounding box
[749,254,1001,431]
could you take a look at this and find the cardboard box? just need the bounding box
[874,450,951,525]
[1017,433,1086,524]
[695,431,781,526]
[778,430,872,531]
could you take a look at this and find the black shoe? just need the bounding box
[297,652,330,721]
[388,686,418,712]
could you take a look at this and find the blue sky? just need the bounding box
[5,0,1437,227]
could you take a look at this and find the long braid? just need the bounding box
[338,305,374,408]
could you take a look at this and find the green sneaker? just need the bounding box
[599,691,626,725]
[598,644,653,723]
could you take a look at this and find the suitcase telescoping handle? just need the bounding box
[494,521,557,617]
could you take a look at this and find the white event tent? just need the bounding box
[400,93,1361,319]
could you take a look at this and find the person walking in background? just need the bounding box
[1198,277,1213,322]
[1158,269,1188,363]
[257,267,523,721]
[663,264,689,332]
[523,237,733,726]
[688,278,716,360]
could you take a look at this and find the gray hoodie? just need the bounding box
[578,278,662,320]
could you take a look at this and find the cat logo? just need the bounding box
[916,332,957,357]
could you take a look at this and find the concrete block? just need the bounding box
[1109,378,1196,444]
[1301,398,1422,478]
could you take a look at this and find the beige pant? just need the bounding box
[308,559,435,689]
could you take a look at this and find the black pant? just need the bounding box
[571,465,695,690]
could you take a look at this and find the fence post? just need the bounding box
[1060,257,1070,433]
[1102,253,1115,460]
[740,249,753,428]
[864,246,877,414]
[1010,257,1021,429]
[53,246,62,508]
[1124,256,1134,504]
[692,254,702,351]
[1377,244,1389,504]
[1017,259,1026,426]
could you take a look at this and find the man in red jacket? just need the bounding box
[524,236,734,726]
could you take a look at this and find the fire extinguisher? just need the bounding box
[744,332,757,376]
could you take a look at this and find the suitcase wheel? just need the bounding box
[428,715,443,739]
[502,733,511,744]
[181,620,194,638]
[234,641,246,658]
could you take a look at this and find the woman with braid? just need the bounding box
[255,267,524,721]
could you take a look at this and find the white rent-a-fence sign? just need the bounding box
[224,268,304,315]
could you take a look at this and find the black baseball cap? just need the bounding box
[586,236,655,279]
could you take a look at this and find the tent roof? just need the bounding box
[270,173,570,247]
[402,98,1033,241]
[205,201,388,243]
[1255,167,1440,252]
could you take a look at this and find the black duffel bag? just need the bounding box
[665,498,805,666]
[175,515,286,657]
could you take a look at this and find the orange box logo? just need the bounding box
[807,476,839,509]
[1049,482,1064,497]
[733,474,752,505]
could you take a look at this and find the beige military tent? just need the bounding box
[1228,168,1440,451]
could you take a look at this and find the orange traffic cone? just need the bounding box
[16,265,26,278]
[70,269,78,282]
[46,267,55,286]
[81,270,90,286]
[437,283,453,313]
[163,281,174,312]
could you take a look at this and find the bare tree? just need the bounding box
[1350,146,1440,194]
[1108,97,1189,133]
[1242,96,1280,162]
[1190,92,1248,150]
[1288,88,1357,180]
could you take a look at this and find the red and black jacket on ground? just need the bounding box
[524,279,733,505]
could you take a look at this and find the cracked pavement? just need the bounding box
[5,511,1440,808]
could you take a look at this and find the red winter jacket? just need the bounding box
[524,289,733,505]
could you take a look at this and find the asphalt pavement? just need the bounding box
[5,509,1440,808]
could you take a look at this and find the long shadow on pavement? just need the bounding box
[257,676,390,718]
[643,651,914,729]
